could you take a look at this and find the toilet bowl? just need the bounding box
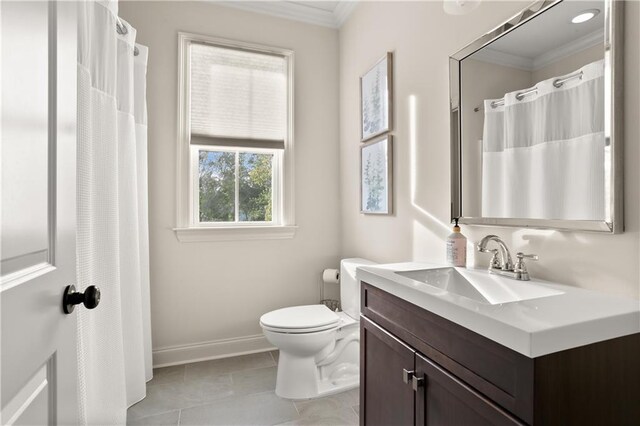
[260,258,375,400]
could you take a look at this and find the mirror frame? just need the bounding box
[449,0,624,233]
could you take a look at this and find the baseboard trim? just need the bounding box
[152,334,276,368]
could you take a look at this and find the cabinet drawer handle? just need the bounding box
[402,369,415,384]
[412,374,424,391]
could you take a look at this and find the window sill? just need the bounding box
[173,225,297,242]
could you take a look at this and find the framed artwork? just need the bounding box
[360,52,393,142]
[360,135,392,215]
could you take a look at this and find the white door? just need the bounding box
[1,2,81,424]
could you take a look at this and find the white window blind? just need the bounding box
[190,42,287,149]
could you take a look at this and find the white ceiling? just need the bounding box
[488,1,603,59]
[217,1,358,29]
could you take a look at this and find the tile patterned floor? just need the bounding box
[127,351,360,426]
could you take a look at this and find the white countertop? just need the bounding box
[357,262,640,358]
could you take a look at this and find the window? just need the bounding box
[193,149,277,223]
[175,33,295,242]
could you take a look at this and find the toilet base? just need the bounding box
[275,352,319,399]
[273,324,360,400]
[315,370,359,399]
[274,353,359,400]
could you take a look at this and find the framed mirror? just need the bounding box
[449,0,624,233]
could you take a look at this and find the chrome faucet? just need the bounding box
[477,235,537,281]
[477,235,514,270]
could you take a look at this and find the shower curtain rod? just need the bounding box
[115,17,139,56]
[473,70,584,113]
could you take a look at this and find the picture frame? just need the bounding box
[360,52,393,142]
[360,135,393,215]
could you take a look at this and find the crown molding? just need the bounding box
[471,48,534,71]
[532,29,604,70]
[217,1,358,29]
[333,1,358,27]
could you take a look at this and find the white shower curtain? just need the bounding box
[77,1,152,424]
[481,60,606,220]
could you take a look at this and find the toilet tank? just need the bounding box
[340,258,376,319]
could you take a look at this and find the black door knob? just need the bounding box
[63,285,101,314]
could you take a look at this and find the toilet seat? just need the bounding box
[260,305,340,334]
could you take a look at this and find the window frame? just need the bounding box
[175,32,296,242]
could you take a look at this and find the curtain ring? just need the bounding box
[116,19,128,35]
[553,71,583,88]
[515,88,537,101]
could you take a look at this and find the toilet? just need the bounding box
[260,258,375,400]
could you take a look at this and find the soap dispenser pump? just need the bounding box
[446,218,467,267]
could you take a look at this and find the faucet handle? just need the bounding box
[516,252,538,261]
[481,248,502,269]
[514,253,537,281]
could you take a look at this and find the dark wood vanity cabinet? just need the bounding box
[360,283,640,426]
[360,317,415,426]
[414,352,523,425]
[361,317,521,426]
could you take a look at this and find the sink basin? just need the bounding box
[395,267,563,305]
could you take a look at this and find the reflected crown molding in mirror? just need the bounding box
[449,0,624,233]
[472,28,604,71]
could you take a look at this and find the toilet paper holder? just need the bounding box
[322,269,340,284]
[320,268,340,311]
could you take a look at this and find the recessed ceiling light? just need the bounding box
[571,9,600,24]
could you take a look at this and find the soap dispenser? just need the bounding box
[446,218,467,267]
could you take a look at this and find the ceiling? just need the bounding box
[470,1,604,70]
[218,1,359,29]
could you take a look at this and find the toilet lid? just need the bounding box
[260,305,340,331]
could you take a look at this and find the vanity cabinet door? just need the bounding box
[361,317,415,426]
[415,353,525,426]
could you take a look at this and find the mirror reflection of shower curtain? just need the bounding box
[77,1,152,424]
[481,60,605,220]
